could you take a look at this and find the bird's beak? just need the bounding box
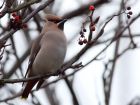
[57,19,67,30]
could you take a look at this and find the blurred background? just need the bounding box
[0,0,140,105]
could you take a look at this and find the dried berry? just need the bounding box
[80,31,83,35]
[90,26,95,31]
[90,22,94,27]
[127,7,131,10]
[83,39,87,44]
[83,28,87,32]
[80,34,84,38]
[127,14,131,19]
[22,23,28,28]
[128,11,133,15]
[78,40,83,45]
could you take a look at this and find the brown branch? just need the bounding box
[62,0,109,19]
[0,69,80,102]
[0,0,5,9]
[8,0,40,13]
[0,0,54,41]
[63,73,79,105]
[0,0,14,18]
[2,46,30,79]
[83,13,140,70]
[0,72,57,84]
[0,0,40,18]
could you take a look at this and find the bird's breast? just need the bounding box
[32,32,67,76]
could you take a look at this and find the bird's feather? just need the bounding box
[22,79,38,98]
[24,35,42,78]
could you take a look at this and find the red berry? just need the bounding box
[15,16,20,22]
[89,5,95,11]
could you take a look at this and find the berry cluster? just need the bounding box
[78,5,99,45]
[78,27,88,45]
[126,6,133,19]
[9,12,27,30]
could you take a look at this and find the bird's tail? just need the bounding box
[22,79,38,99]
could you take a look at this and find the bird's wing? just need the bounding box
[22,35,43,95]
[24,35,42,78]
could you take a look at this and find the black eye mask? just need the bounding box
[48,19,63,23]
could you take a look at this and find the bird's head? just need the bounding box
[45,14,67,30]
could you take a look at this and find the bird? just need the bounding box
[21,14,67,98]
